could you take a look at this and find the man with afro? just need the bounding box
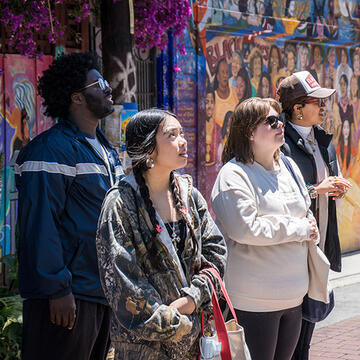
[15,52,124,359]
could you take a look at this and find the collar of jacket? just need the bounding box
[123,172,193,205]
[285,122,333,150]
[57,118,115,150]
[122,172,195,287]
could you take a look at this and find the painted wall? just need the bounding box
[163,0,360,252]
[0,54,54,258]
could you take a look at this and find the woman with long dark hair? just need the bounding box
[268,44,285,96]
[236,67,252,104]
[257,72,272,98]
[96,109,227,360]
[338,74,354,124]
[213,58,238,128]
[248,47,264,96]
[337,118,355,177]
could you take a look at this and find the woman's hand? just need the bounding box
[169,296,196,315]
[308,219,318,242]
[315,176,351,197]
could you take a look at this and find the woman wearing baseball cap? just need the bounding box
[277,71,351,360]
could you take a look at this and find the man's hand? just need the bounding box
[49,293,76,330]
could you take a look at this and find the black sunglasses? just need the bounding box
[265,114,285,129]
[77,78,110,92]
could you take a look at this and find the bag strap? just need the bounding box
[281,154,308,206]
[201,267,238,323]
[200,271,232,360]
[280,154,304,198]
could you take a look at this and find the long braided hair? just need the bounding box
[126,109,198,270]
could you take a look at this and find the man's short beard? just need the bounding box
[83,92,114,119]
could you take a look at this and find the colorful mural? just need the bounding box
[177,0,360,251]
[0,54,54,258]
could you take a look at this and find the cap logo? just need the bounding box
[305,74,319,88]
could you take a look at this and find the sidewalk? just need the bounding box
[310,316,360,360]
[329,251,360,289]
[310,251,360,359]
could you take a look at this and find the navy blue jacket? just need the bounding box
[282,124,341,272]
[15,119,124,304]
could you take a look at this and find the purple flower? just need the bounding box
[0,0,191,60]
[134,0,191,55]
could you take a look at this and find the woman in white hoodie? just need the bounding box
[211,97,318,360]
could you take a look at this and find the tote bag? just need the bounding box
[199,267,251,360]
[302,241,334,322]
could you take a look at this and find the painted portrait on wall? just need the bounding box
[4,55,36,156]
[186,0,360,251]
[0,55,53,257]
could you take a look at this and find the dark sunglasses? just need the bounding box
[303,98,326,107]
[265,114,284,129]
[77,78,110,92]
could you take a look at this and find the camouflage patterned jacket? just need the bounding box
[96,173,227,360]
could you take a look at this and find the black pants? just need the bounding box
[22,298,111,360]
[233,305,302,360]
[291,319,316,360]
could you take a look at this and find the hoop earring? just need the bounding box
[297,112,303,121]
[146,157,154,169]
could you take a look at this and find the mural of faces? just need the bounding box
[328,48,336,68]
[343,119,350,140]
[236,67,252,102]
[196,4,360,251]
[353,53,360,74]
[298,44,310,71]
[351,48,360,75]
[206,91,215,119]
[341,48,348,66]
[288,51,296,72]
[268,45,281,74]
[313,46,323,67]
[350,75,359,100]
[257,72,272,98]
[231,51,243,78]
[340,75,348,98]
[236,75,246,100]
[284,45,296,74]
[216,59,230,91]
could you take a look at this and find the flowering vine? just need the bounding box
[0,0,62,58]
[0,0,191,58]
[134,0,191,55]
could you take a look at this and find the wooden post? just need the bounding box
[101,0,136,104]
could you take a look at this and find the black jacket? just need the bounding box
[282,123,341,272]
